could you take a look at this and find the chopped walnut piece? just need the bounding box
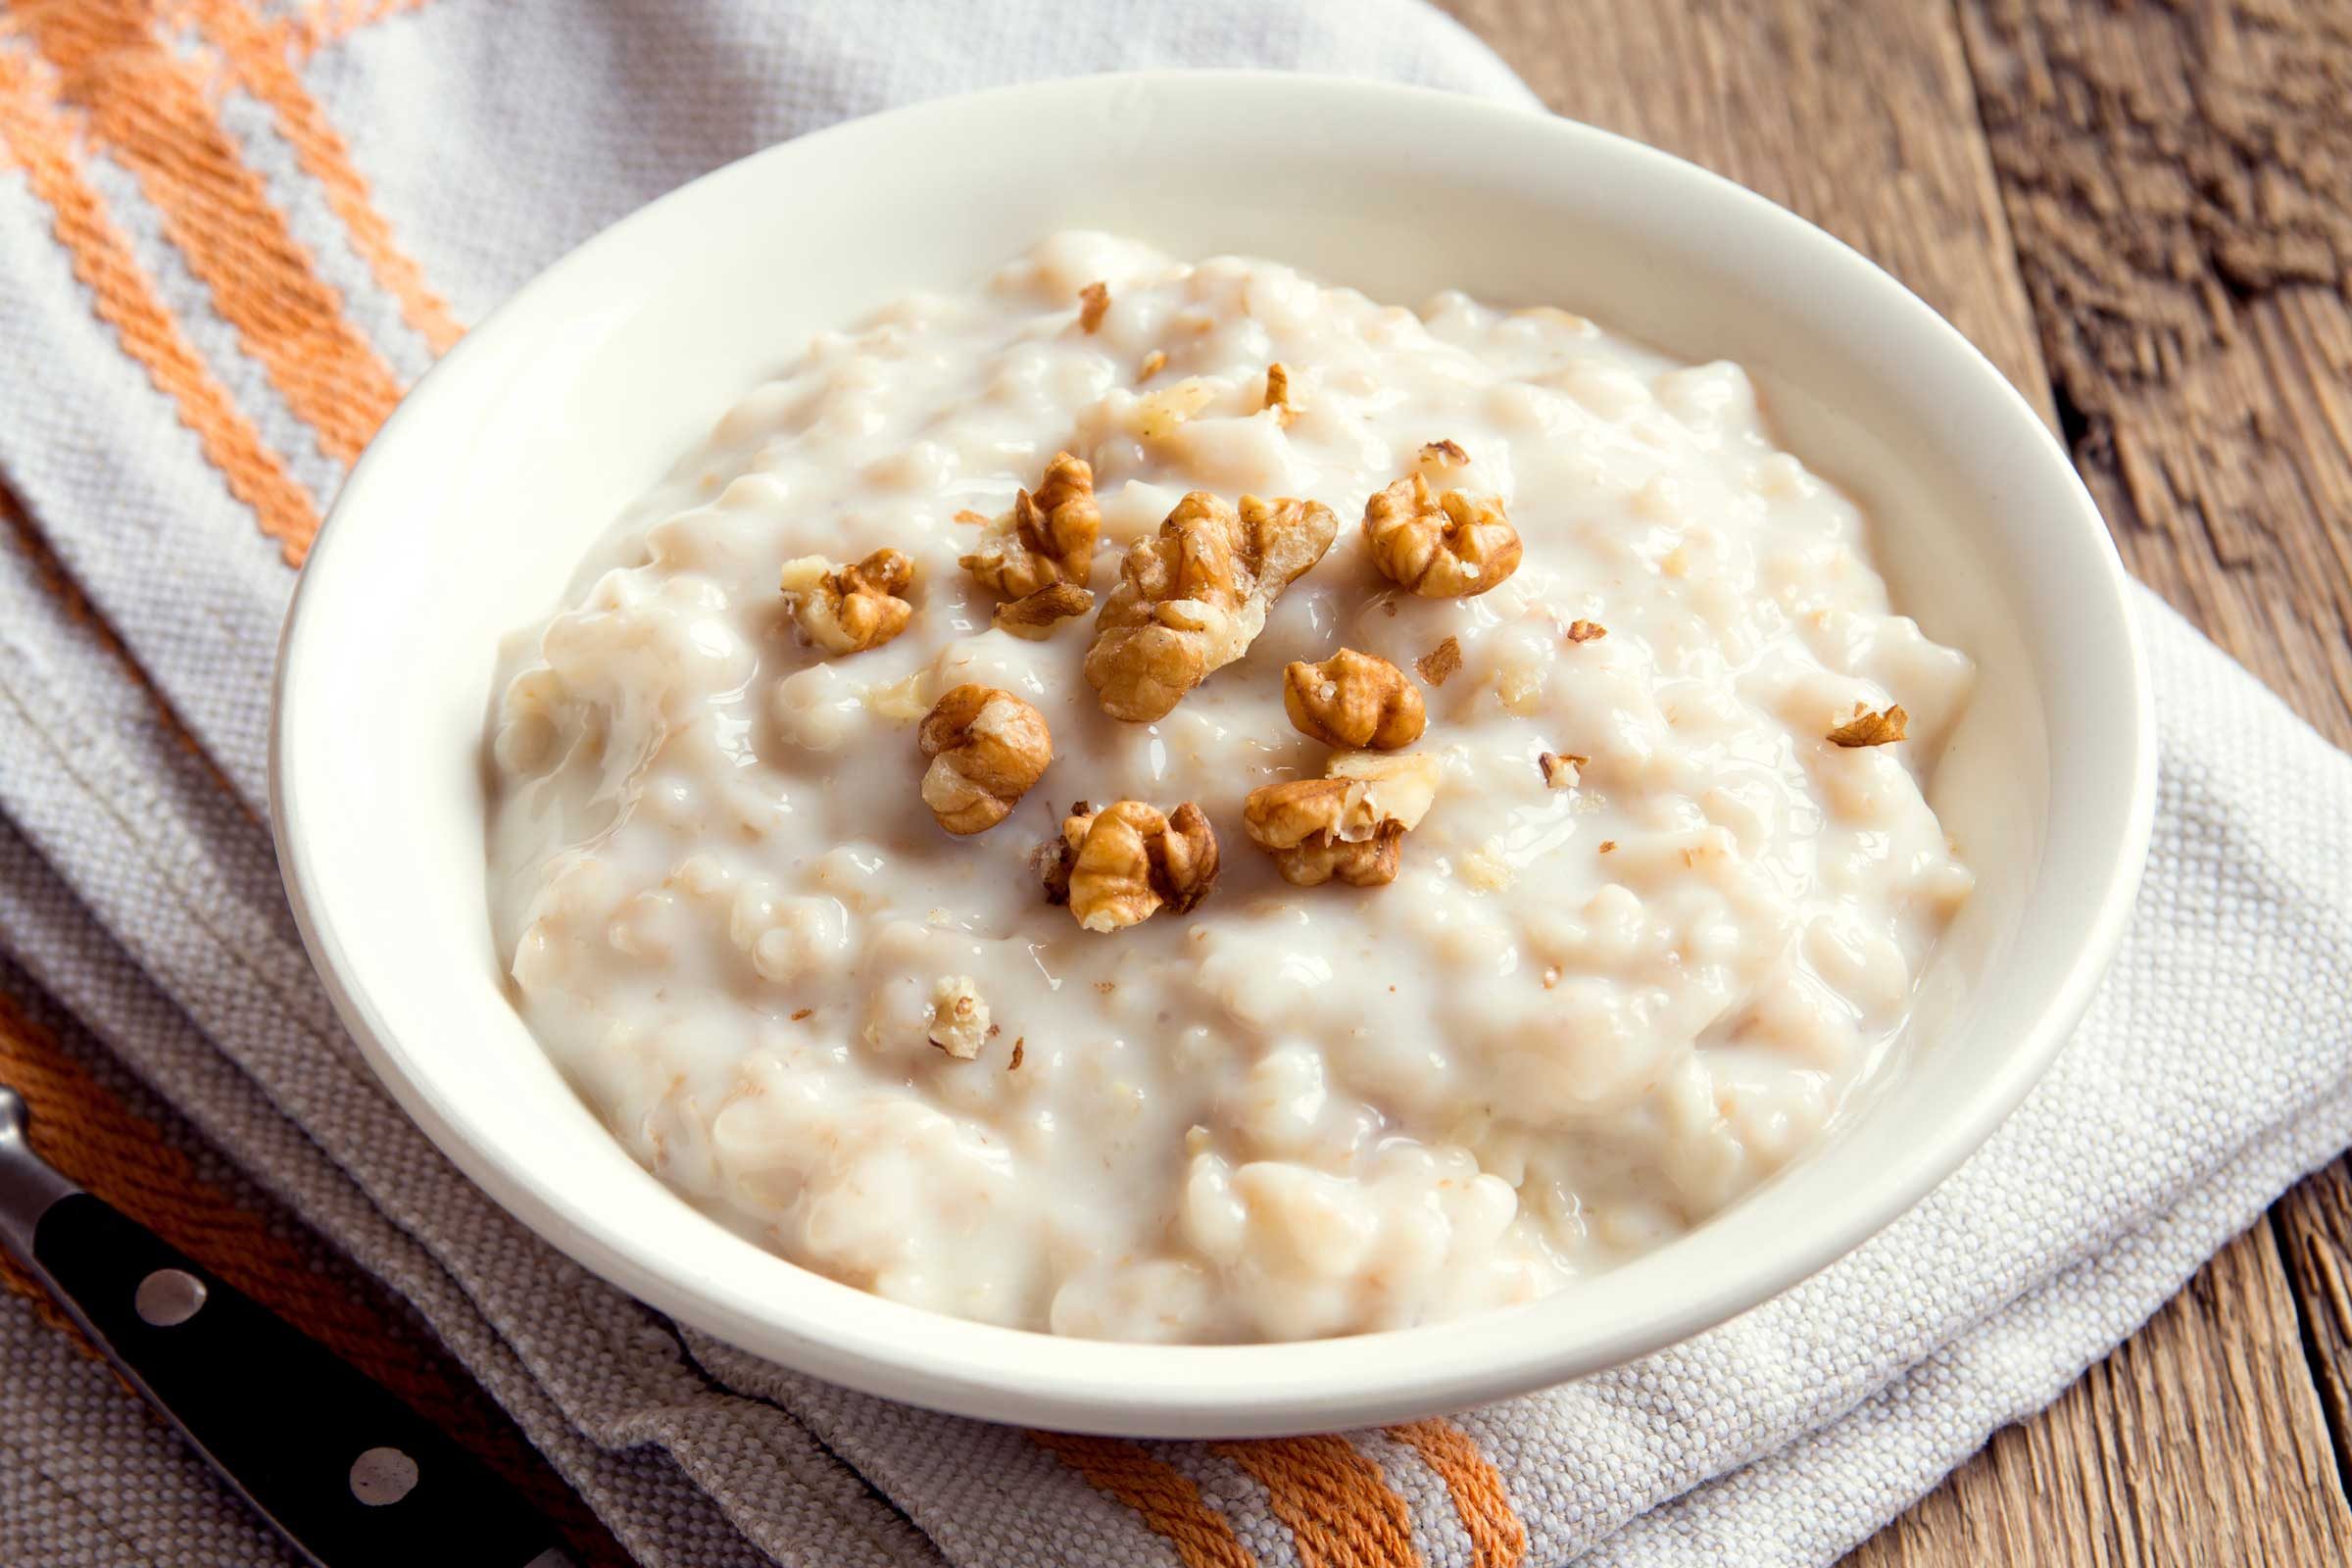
[953,509,990,526]
[1243,751,1443,888]
[779,549,915,655]
[1363,471,1523,598]
[1138,348,1167,381]
[1077,281,1109,333]
[917,684,1053,835]
[1083,490,1339,720]
[1829,703,1908,747]
[1415,636,1463,686]
[994,582,1096,640]
[1263,363,1298,423]
[1421,438,1469,467]
[1283,648,1425,750]
[1008,1037,1025,1070]
[1060,800,1221,932]
[925,975,990,1060]
[1033,804,1087,905]
[1598,839,1617,854]
[1538,751,1589,790]
[1564,619,1607,644]
[961,451,1101,601]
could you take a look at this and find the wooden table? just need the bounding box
[3,4,2345,1563]
[1432,1,2352,1559]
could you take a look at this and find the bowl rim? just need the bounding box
[271,68,2156,1437]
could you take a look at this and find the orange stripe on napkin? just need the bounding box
[0,991,632,1568]
[1215,1434,1423,1568]
[1030,1432,1262,1568]
[0,53,320,563]
[21,0,406,467]
[186,0,462,354]
[1387,1420,1526,1568]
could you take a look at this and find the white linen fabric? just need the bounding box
[0,4,2345,1564]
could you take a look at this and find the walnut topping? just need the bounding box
[1415,636,1463,686]
[1421,438,1469,467]
[961,451,1101,601]
[1363,471,1523,598]
[1243,751,1443,888]
[1060,800,1221,932]
[925,975,990,1060]
[1538,751,1589,790]
[1083,490,1339,721]
[917,684,1052,835]
[1564,619,1607,644]
[1008,1037,1025,1070]
[779,549,915,655]
[1283,648,1425,750]
[1078,281,1109,333]
[993,581,1095,640]
[1829,703,1908,747]
[1263,363,1298,423]
[954,509,990,526]
[1138,348,1167,381]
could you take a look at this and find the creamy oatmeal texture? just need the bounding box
[485,232,1976,1344]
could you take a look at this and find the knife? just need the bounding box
[0,1081,576,1568]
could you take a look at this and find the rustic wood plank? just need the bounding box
[2278,1160,2352,1515]
[1436,1,2352,1562]
[1845,1223,2351,1568]
[1955,0,2352,1543]
[1956,0,2352,748]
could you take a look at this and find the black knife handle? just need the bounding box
[31,1191,569,1568]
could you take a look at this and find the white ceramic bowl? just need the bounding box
[271,72,2153,1437]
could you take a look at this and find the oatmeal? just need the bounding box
[484,232,1976,1343]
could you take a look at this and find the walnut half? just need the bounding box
[780,549,915,655]
[962,451,1102,602]
[1363,470,1523,598]
[1243,751,1443,888]
[1283,648,1425,750]
[1083,491,1338,721]
[917,684,1052,835]
[1057,800,1220,931]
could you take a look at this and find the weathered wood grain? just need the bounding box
[1958,0,2352,746]
[1957,0,2352,1550]
[2278,1160,2352,1520]
[1437,1,2352,1561]
[1846,1223,2351,1567]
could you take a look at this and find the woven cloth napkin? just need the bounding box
[2,3,2349,1565]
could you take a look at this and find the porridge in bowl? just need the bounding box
[484,232,1975,1344]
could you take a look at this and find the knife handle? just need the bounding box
[31,1191,570,1568]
